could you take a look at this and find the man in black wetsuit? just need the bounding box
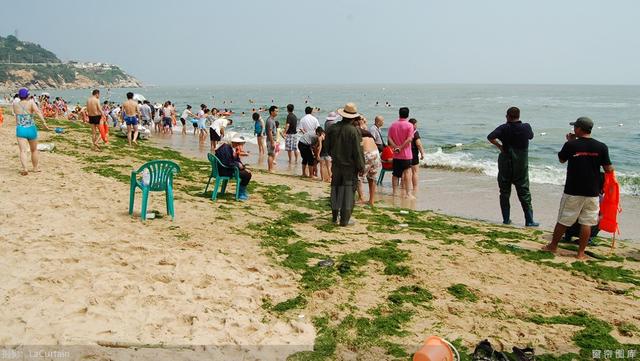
[487,106,539,227]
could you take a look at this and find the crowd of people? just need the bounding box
[4,88,615,260]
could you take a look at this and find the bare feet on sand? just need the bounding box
[541,244,557,253]
[575,253,588,261]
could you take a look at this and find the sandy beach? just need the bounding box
[1,116,639,360]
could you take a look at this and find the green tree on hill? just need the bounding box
[0,35,60,63]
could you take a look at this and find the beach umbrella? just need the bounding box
[133,93,146,102]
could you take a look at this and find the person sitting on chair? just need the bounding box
[215,135,252,201]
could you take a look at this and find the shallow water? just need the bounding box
[50,84,640,195]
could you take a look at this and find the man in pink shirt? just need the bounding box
[387,107,414,198]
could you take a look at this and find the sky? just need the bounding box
[2,0,639,86]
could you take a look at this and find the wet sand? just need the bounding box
[152,129,640,241]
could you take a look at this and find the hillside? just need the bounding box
[0,35,141,90]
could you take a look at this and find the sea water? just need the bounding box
[50,84,640,196]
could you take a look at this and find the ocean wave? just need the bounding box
[422,148,639,196]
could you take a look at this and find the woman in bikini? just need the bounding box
[12,88,49,175]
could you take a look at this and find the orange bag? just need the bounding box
[98,122,109,144]
[0,107,4,126]
[599,171,621,235]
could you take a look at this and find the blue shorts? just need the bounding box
[16,125,38,140]
[124,115,138,126]
[163,117,172,127]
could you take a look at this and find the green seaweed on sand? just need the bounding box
[479,237,640,286]
[290,284,435,360]
[399,210,480,236]
[484,229,528,242]
[388,285,433,307]
[525,311,640,358]
[558,244,625,262]
[569,261,640,286]
[314,222,338,232]
[250,212,337,291]
[82,165,130,183]
[447,283,479,302]
[271,295,308,313]
[257,184,328,211]
[478,238,555,262]
[338,240,412,277]
[287,316,337,361]
[617,322,640,337]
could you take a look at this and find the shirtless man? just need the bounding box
[122,92,140,146]
[86,89,103,150]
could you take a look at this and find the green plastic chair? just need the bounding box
[129,160,181,221]
[377,168,389,185]
[204,153,240,201]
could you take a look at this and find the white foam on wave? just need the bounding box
[422,148,638,196]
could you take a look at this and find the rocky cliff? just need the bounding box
[0,35,142,90]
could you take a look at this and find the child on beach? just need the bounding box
[162,101,174,135]
[253,112,265,155]
[274,120,284,160]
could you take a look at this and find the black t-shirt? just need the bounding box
[411,130,421,159]
[487,121,533,152]
[286,113,298,134]
[558,137,611,197]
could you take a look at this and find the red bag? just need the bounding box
[599,171,621,234]
[381,146,394,170]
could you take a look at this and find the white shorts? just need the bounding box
[557,193,599,227]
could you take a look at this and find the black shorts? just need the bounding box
[299,142,315,166]
[88,115,101,125]
[180,117,186,125]
[411,154,419,166]
[163,117,172,127]
[392,159,412,178]
[210,129,221,142]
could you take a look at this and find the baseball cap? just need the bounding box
[570,117,594,132]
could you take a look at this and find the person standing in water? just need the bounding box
[122,92,140,146]
[408,118,426,195]
[265,106,279,172]
[487,106,539,226]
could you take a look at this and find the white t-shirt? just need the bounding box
[140,104,151,120]
[298,114,320,134]
[181,109,191,120]
[211,118,229,133]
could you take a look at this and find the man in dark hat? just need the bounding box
[325,102,365,226]
[487,106,539,226]
[543,117,614,260]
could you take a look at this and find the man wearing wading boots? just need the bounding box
[325,102,365,226]
[487,107,539,227]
